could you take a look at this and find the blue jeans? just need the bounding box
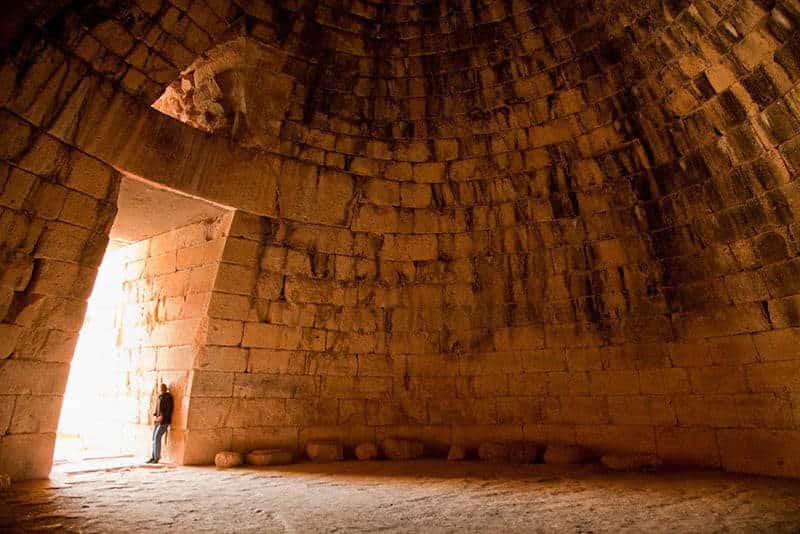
[151,424,168,461]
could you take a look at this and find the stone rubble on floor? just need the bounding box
[246,449,293,466]
[210,442,674,473]
[214,451,243,468]
[543,445,591,465]
[381,439,425,460]
[306,442,345,463]
[354,442,379,461]
[447,445,467,461]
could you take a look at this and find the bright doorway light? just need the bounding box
[54,245,134,461]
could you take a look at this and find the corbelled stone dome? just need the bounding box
[1,0,800,482]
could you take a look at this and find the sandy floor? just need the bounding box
[1,460,799,533]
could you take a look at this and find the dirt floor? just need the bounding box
[1,460,799,533]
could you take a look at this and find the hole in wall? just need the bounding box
[54,177,229,464]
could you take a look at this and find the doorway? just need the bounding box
[54,177,228,465]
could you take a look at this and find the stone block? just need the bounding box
[246,449,293,466]
[380,235,438,262]
[306,441,344,462]
[638,368,690,395]
[214,451,243,468]
[434,139,459,160]
[0,432,55,480]
[400,183,432,208]
[176,239,225,270]
[0,168,37,210]
[9,395,62,434]
[655,427,720,468]
[214,263,258,295]
[286,398,338,426]
[688,366,748,394]
[227,398,288,428]
[447,445,467,461]
[179,428,231,465]
[0,360,69,395]
[543,445,591,465]
[339,399,367,425]
[0,398,12,435]
[385,162,412,181]
[607,396,676,426]
[364,179,399,206]
[59,191,99,229]
[191,371,234,398]
[0,324,22,359]
[381,438,424,460]
[149,318,203,347]
[247,349,304,375]
[186,397,233,430]
[574,425,656,455]
[752,328,800,361]
[222,237,260,266]
[355,442,379,460]
[203,318,243,346]
[233,373,316,399]
[747,360,800,392]
[64,150,117,199]
[319,376,391,400]
[231,426,299,455]
[717,428,800,478]
[196,346,248,372]
[588,369,640,395]
[242,323,300,350]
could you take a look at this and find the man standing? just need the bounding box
[147,383,173,464]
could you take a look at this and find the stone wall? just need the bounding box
[1,0,800,479]
[145,1,799,477]
[48,210,235,467]
[611,0,800,477]
[0,116,120,480]
[111,213,234,463]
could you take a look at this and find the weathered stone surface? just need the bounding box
[478,443,539,464]
[354,442,379,461]
[544,445,591,465]
[381,439,424,460]
[306,442,344,463]
[447,445,467,461]
[246,449,293,466]
[214,451,243,468]
[601,454,663,472]
[3,464,800,531]
[4,0,800,483]
[477,443,509,463]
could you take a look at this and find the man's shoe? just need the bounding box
[145,458,155,464]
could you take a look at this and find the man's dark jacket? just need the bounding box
[155,392,174,425]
